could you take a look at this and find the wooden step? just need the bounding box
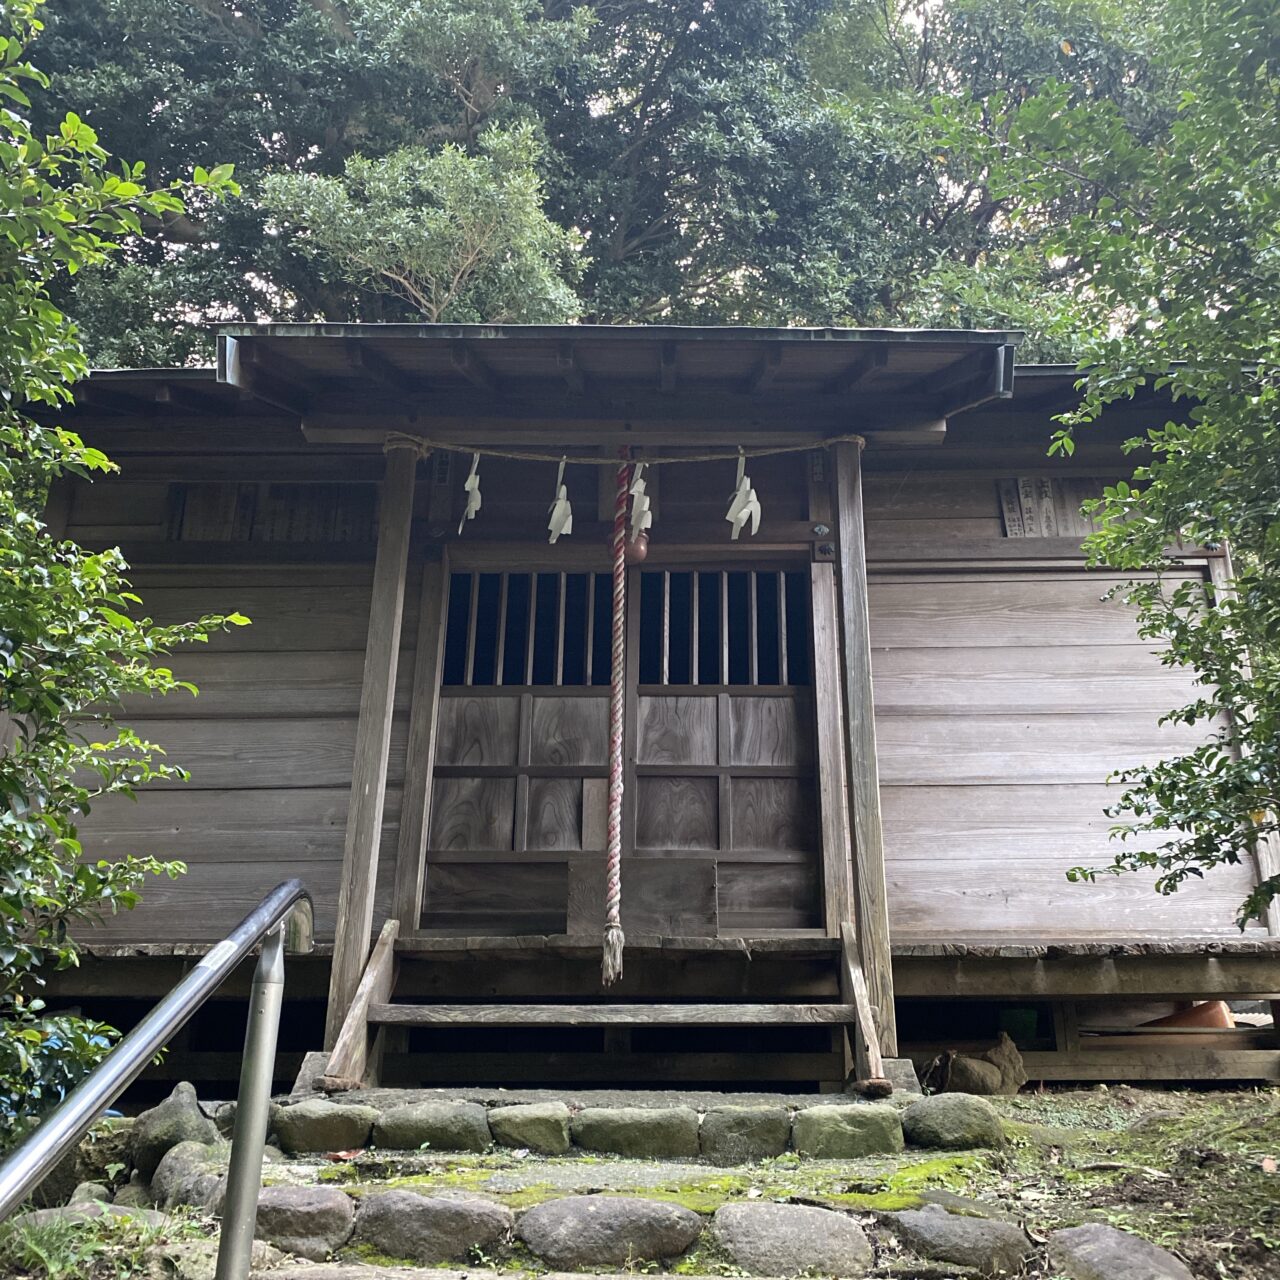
[368,1002,858,1027]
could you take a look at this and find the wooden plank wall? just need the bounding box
[60,463,1266,947]
[863,471,1261,939]
[76,560,410,942]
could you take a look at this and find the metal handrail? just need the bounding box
[0,878,313,1280]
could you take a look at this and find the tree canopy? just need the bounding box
[29,0,1169,362]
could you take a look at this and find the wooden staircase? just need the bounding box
[320,920,887,1094]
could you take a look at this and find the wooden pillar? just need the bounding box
[390,553,450,933]
[811,561,855,937]
[325,439,422,1049]
[831,440,897,1057]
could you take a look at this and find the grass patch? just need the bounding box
[0,1206,206,1280]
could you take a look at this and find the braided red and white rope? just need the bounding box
[602,454,630,985]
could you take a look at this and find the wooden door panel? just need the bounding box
[718,863,821,931]
[527,777,583,851]
[729,696,813,768]
[425,862,566,934]
[428,776,516,851]
[435,697,519,766]
[635,777,719,850]
[421,566,821,938]
[637,696,718,765]
[530,696,608,766]
[568,857,718,936]
[732,778,819,852]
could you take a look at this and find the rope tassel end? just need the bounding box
[602,921,625,986]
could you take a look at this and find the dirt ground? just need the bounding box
[959,1086,1280,1279]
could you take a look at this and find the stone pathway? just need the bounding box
[16,1081,1238,1280]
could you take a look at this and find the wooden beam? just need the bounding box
[322,918,399,1090]
[155,383,223,415]
[379,1051,840,1085]
[741,346,783,394]
[391,555,450,932]
[831,440,897,1056]
[1020,1048,1280,1082]
[324,440,421,1048]
[824,348,887,396]
[810,561,855,936]
[350,341,421,395]
[450,342,499,394]
[893,952,1280,999]
[368,1002,857,1026]
[558,342,586,395]
[220,336,308,416]
[77,384,153,417]
[659,342,678,393]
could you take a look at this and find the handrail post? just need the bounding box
[215,924,286,1280]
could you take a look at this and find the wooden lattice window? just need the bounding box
[441,569,811,689]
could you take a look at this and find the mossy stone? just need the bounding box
[792,1104,904,1157]
[571,1106,699,1158]
[902,1094,1006,1151]
[700,1106,790,1164]
[488,1102,571,1155]
[373,1100,491,1152]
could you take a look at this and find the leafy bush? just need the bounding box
[0,0,239,1144]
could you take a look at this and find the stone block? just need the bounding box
[488,1102,571,1155]
[699,1106,790,1164]
[129,1082,219,1180]
[518,1194,701,1268]
[902,1093,1006,1151]
[274,1098,378,1154]
[353,1190,513,1263]
[570,1106,699,1158]
[254,1185,355,1262]
[372,1100,491,1152]
[792,1103,904,1157]
[889,1203,1033,1276]
[1048,1222,1194,1280]
[713,1202,873,1277]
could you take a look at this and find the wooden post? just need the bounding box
[325,439,422,1049]
[831,440,897,1057]
[391,554,450,932]
[811,562,855,936]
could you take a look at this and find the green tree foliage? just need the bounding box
[30,0,1064,353]
[807,0,1171,357]
[0,0,242,1136]
[259,126,583,322]
[993,0,1280,924]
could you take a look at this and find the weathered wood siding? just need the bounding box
[78,561,410,941]
[60,462,1265,946]
[865,469,1258,937]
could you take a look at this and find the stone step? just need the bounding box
[266,1088,987,1162]
[257,1270,737,1280]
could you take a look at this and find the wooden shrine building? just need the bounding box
[44,324,1280,1091]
